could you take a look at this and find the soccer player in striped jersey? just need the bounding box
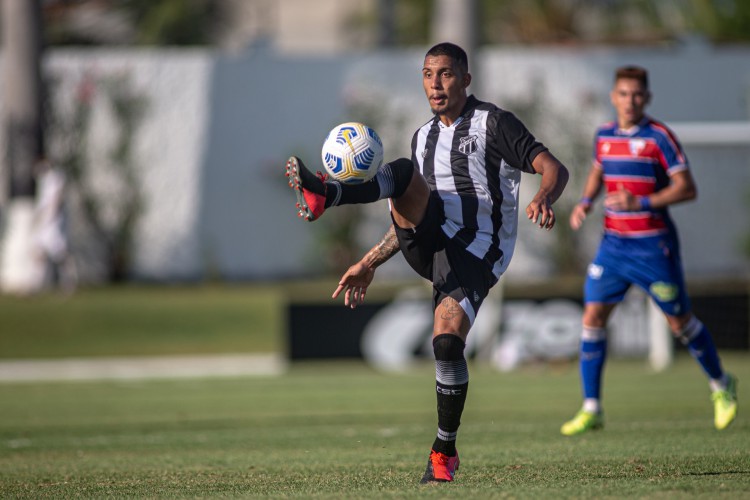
[286,42,569,483]
[560,66,738,436]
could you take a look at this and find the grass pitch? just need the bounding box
[1,354,748,498]
[0,285,284,358]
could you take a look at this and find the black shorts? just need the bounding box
[392,191,497,323]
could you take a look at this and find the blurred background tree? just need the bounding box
[35,0,750,48]
[46,71,148,282]
[41,0,220,46]
[124,0,219,45]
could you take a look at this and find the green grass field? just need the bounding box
[0,282,413,359]
[0,285,286,358]
[1,355,748,498]
[1,285,747,497]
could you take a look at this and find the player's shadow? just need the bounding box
[683,470,750,476]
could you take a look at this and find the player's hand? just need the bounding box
[604,184,637,211]
[526,193,556,230]
[332,261,376,309]
[569,202,590,231]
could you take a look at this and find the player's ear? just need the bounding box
[644,90,652,106]
[463,72,472,89]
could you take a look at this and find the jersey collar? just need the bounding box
[436,94,480,129]
[615,115,651,136]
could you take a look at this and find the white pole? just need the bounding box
[648,297,673,372]
[0,0,45,295]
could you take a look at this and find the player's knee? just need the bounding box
[666,313,693,336]
[433,334,465,361]
[385,157,415,199]
[582,307,609,328]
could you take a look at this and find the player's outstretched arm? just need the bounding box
[526,151,569,230]
[570,163,604,231]
[332,225,401,309]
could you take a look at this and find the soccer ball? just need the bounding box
[321,122,383,184]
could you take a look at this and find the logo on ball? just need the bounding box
[321,122,384,184]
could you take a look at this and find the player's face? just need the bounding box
[422,55,471,125]
[610,78,651,129]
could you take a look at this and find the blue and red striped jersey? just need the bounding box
[593,116,687,255]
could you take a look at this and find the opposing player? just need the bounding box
[286,42,569,483]
[560,66,738,436]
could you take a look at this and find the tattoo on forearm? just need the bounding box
[364,225,400,268]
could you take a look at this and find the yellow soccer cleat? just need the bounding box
[561,409,604,436]
[712,373,738,430]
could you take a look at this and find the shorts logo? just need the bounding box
[458,135,478,155]
[587,263,604,279]
[650,281,678,302]
[473,290,480,303]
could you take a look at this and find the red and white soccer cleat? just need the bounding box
[285,156,328,222]
[420,449,460,484]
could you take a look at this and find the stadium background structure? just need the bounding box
[1,41,746,285]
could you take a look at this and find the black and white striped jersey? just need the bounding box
[411,95,547,279]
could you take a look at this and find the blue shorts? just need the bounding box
[584,246,691,317]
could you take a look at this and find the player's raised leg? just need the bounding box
[285,156,416,221]
[285,156,328,221]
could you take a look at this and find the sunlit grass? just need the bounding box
[0,284,284,358]
[1,355,748,498]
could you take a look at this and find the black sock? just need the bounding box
[431,334,468,457]
[325,158,414,208]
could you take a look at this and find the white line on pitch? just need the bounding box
[0,354,286,382]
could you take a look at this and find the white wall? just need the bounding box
[44,49,214,281]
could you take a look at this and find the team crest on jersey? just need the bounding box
[459,135,479,155]
[629,139,647,155]
[601,142,611,154]
[650,281,678,302]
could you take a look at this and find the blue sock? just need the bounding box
[682,318,723,380]
[580,339,607,400]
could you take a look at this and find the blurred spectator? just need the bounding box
[33,156,77,293]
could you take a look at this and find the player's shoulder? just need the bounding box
[477,99,515,120]
[642,117,682,146]
[643,116,677,136]
[475,100,528,134]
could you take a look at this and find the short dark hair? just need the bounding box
[615,65,649,89]
[426,42,468,74]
